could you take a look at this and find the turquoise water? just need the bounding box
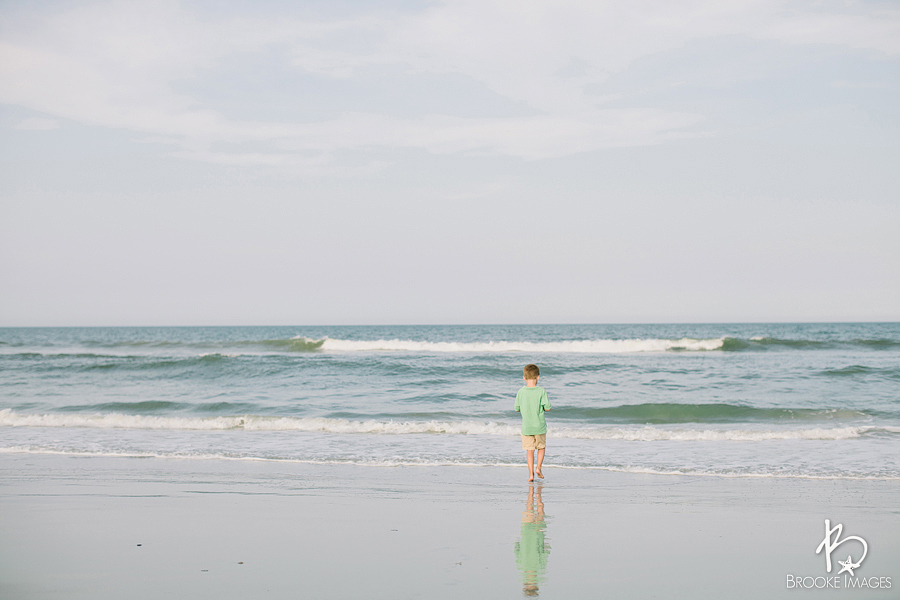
[1,323,899,478]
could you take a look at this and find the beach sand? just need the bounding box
[1,453,898,599]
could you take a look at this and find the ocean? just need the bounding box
[1,323,898,479]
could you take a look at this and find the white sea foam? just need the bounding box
[313,337,726,353]
[0,337,727,357]
[1,409,890,441]
[2,446,898,480]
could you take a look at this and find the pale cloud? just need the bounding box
[1,0,897,168]
[758,9,900,54]
[830,79,892,89]
[13,116,59,130]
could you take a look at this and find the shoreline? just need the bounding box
[2,453,898,599]
[3,447,900,481]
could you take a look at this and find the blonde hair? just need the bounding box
[523,364,540,380]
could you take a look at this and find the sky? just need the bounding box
[1,0,898,326]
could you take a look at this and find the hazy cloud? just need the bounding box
[13,116,59,130]
[1,0,898,325]
[2,0,897,169]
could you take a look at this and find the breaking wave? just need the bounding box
[314,337,726,353]
[2,409,896,441]
[4,335,898,357]
[35,401,883,424]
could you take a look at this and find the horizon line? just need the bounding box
[2,320,899,329]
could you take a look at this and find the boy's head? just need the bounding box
[523,364,540,381]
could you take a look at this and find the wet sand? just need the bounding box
[1,453,898,599]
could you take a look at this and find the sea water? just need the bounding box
[1,323,898,479]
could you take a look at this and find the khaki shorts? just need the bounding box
[522,434,546,450]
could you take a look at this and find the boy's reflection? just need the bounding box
[514,484,550,596]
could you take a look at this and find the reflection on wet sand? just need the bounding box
[514,484,550,596]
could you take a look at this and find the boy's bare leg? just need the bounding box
[526,450,535,482]
[536,448,545,478]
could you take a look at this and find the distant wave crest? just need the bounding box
[309,336,726,353]
[4,335,898,357]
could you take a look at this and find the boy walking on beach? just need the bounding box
[515,364,551,482]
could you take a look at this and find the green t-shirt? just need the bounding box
[515,386,551,435]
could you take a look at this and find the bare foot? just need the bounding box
[536,471,544,479]
[528,474,534,482]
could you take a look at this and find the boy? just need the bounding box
[515,364,551,482]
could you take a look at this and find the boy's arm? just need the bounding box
[514,390,521,412]
[541,389,551,411]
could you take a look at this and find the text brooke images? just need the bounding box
[786,575,892,589]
